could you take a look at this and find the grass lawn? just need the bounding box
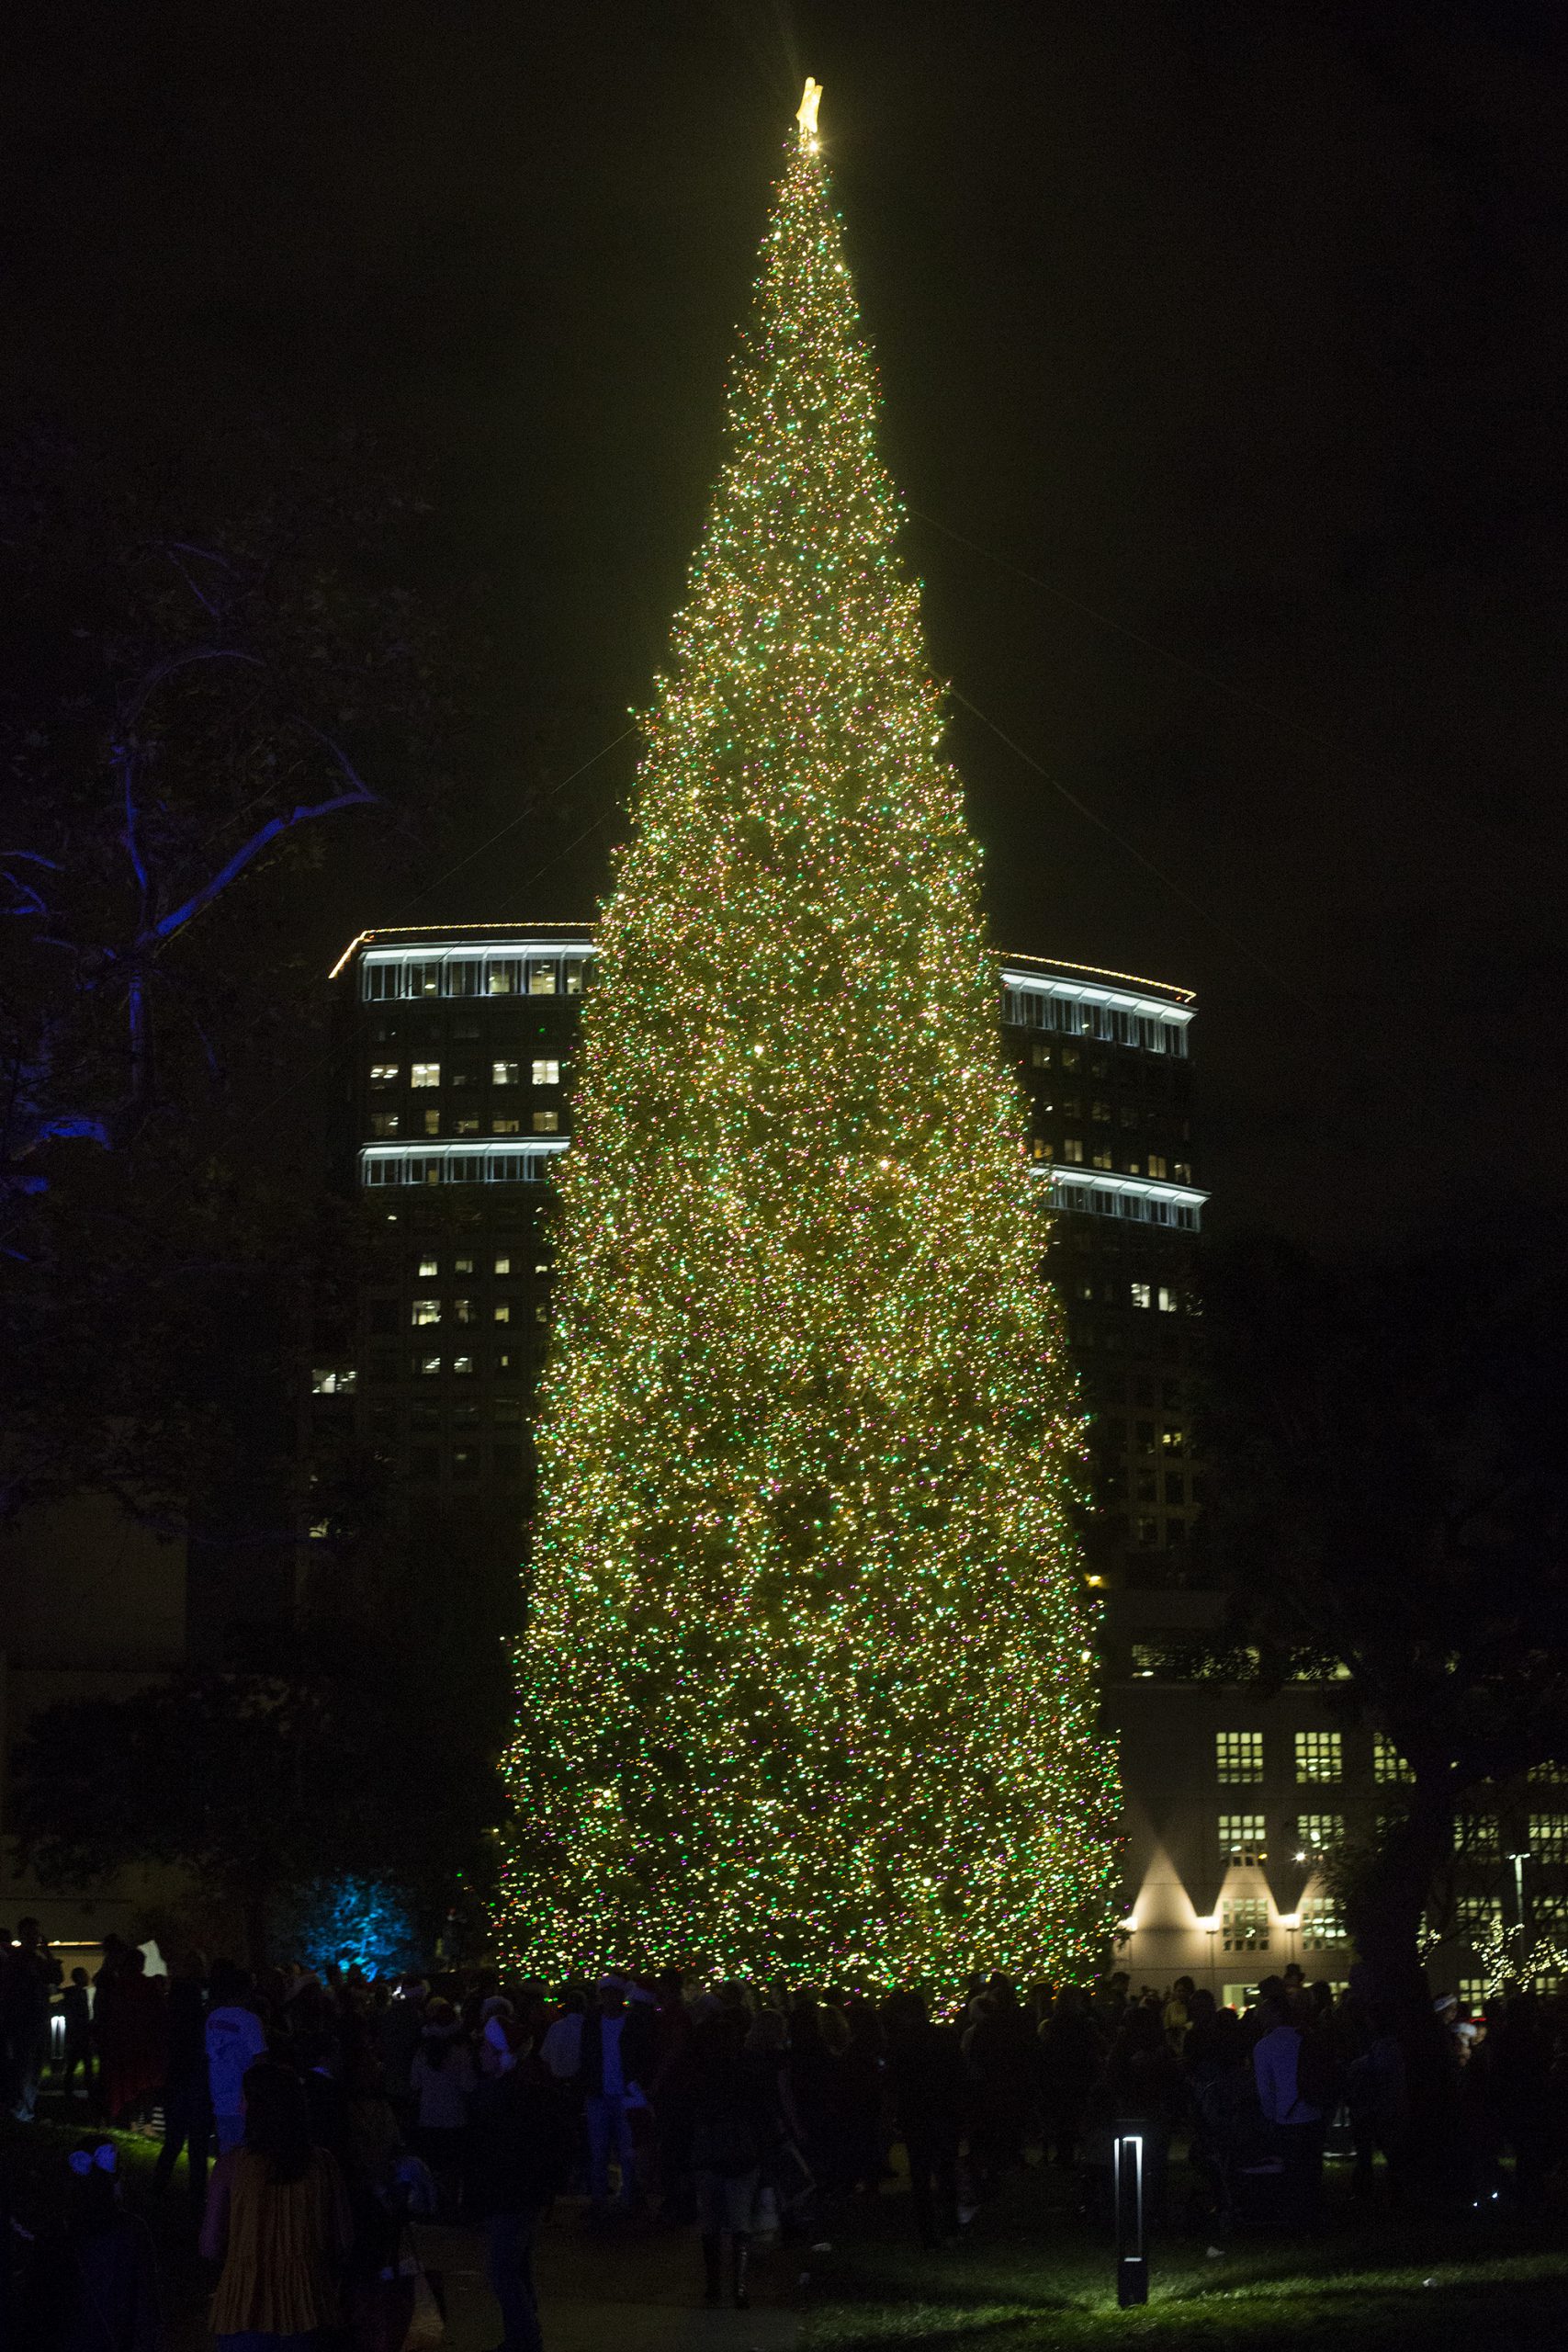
[802,2161,1568,2351]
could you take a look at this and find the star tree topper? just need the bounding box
[796,76,823,149]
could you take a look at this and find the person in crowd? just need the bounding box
[1038,1987,1102,2169]
[95,1946,166,2132]
[60,1967,95,2102]
[206,1963,269,2155]
[373,1975,428,2122]
[689,2010,778,2310]
[409,1993,476,2220]
[1345,1999,1409,2206]
[25,2139,163,2352]
[538,1982,587,2083]
[152,1950,211,2211]
[885,1990,966,2247]
[1161,1974,1195,2055]
[1484,1990,1554,2212]
[1252,1991,1325,2223]
[1081,2004,1186,2223]
[468,2016,573,2352]
[646,1968,698,2222]
[837,1998,888,2197]
[5,1916,63,2122]
[963,1974,1038,2185]
[200,2058,352,2350]
[576,1979,652,2216]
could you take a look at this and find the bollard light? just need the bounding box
[1113,2119,1149,2307]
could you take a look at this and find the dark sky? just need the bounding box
[9,0,1567,1253]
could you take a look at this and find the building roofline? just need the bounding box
[998,951,1195,1006]
[328,922,597,981]
[330,922,1196,1008]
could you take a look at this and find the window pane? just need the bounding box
[411,1063,441,1089]
[1215,1733,1263,1785]
[1294,1732,1342,1784]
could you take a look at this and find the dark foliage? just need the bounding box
[1199,1231,1568,2001]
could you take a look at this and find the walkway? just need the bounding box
[425,2204,803,2348]
[166,2200,802,2350]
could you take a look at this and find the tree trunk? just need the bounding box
[1345,1770,1460,2188]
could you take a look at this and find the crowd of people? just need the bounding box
[4,1919,1567,2352]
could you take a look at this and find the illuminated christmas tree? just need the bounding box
[498,84,1118,1981]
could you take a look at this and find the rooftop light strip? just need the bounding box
[999,968,1194,1024]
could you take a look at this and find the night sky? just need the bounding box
[9,0,1566,1254]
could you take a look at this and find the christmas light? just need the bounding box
[495,92,1119,1983]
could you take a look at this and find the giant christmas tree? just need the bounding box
[498,85,1119,1981]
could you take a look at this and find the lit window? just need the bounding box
[406,961,441,998]
[1295,1732,1342,1784]
[1161,1427,1184,1455]
[423,1110,440,1136]
[369,1063,400,1086]
[1457,1894,1502,1933]
[1062,1138,1085,1165]
[494,1304,512,1323]
[418,1258,438,1278]
[369,1114,399,1138]
[1294,1814,1345,1857]
[528,962,558,995]
[452,1298,476,1324]
[1219,1813,1267,1866]
[1374,1735,1413,1784]
[412,1062,440,1089]
[532,1058,561,1086]
[494,1255,512,1275]
[1453,1815,1500,1857]
[1146,1153,1168,1179]
[412,1299,441,1326]
[455,1117,480,1136]
[417,1354,441,1376]
[1031,1041,1052,1069]
[564,959,585,995]
[1174,1160,1191,1182]
[1091,1146,1112,1170]
[1216,1732,1264,1785]
[492,1061,520,1087]
[454,1257,474,1273]
[1157,1286,1179,1313]
[1130,1282,1151,1309]
[1222,1897,1269,1953]
[452,1353,474,1376]
[310,1368,357,1395]
[487,959,521,996]
[533,1109,559,1134]
[1300,1896,1344,1951]
[493,1117,522,1135]
[1529,1815,1568,1859]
